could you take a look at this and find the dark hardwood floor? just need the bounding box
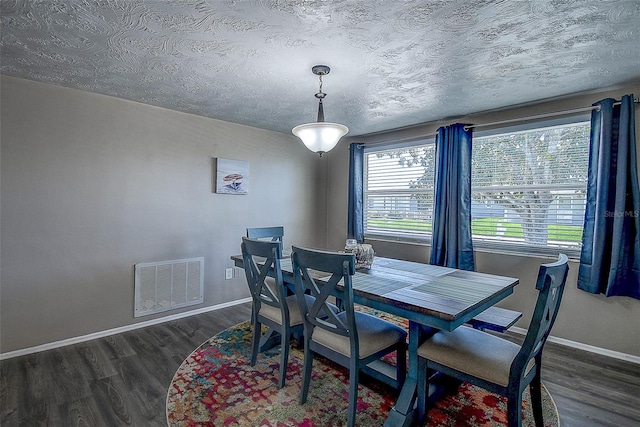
[1,302,638,426]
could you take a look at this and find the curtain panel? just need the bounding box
[347,142,364,243]
[578,95,640,299]
[429,123,475,271]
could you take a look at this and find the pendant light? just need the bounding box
[292,65,349,157]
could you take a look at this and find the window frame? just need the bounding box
[361,114,591,258]
[363,139,436,244]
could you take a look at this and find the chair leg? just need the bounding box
[347,360,359,427]
[396,343,406,390]
[293,329,304,349]
[250,320,261,366]
[507,391,523,427]
[416,356,428,425]
[278,327,290,388]
[530,375,544,426]
[300,337,313,404]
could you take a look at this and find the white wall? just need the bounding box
[326,84,640,358]
[0,76,327,353]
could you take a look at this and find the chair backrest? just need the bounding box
[246,226,284,243]
[241,237,287,321]
[292,246,357,340]
[512,254,569,378]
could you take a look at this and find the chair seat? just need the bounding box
[312,311,407,359]
[260,294,338,327]
[417,326,534,387]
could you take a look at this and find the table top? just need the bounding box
[232,254,519,332]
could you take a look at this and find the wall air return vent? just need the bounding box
[134,257,204,317]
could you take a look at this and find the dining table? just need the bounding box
[231,252,519,427]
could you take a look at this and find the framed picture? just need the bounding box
[216,158,249,194]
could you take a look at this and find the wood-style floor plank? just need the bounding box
[47,347,92,406]
[115,355,167,423]
[59,396,105,427]
[2,302,639,426]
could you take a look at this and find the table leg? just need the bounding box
[259,328,281,352]
[384,321,436,427]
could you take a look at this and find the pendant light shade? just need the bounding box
[292,122,349,155]
[292,65,348,157]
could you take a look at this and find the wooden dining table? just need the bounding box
[231,252,519,427]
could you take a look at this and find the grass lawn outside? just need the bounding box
[367,217,583,243]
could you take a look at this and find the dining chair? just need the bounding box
[246,226,284,243]
[291,246,407,427]
[241,237,338,388]
[416,253,569,427]
[246,226,291,290]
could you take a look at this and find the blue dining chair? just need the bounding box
[246,226,284,243]
[416,254,569,427]
[240,237,294,388]
[291,246,407,427]
[241,237,338,388]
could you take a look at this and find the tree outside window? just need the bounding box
[363,121,590,256]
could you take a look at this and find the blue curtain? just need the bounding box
[347,142,364,242]
[578,95,640,299]
[429,123,475,271]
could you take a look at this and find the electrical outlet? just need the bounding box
[225,268,233,280]
[233,267,241,278]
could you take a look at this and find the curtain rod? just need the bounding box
[354,133,438,149]
[464,97,640,132]
[358,97,639,146]
[462,105,596,131]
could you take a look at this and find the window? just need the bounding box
[471,121,590,256]
[364,142,436,240]
[363,119,590,257]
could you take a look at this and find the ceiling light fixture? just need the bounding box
[292,65,349,157]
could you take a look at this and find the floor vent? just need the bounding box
[134,257,204,317]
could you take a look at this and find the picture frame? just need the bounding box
[215,158,249,194]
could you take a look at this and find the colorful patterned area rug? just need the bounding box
[167,321,559,427]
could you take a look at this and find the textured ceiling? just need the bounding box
[2,0,640,136]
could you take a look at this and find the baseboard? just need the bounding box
[4,300,638,365]
[510,326,640,365]
[0,297,252,361]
